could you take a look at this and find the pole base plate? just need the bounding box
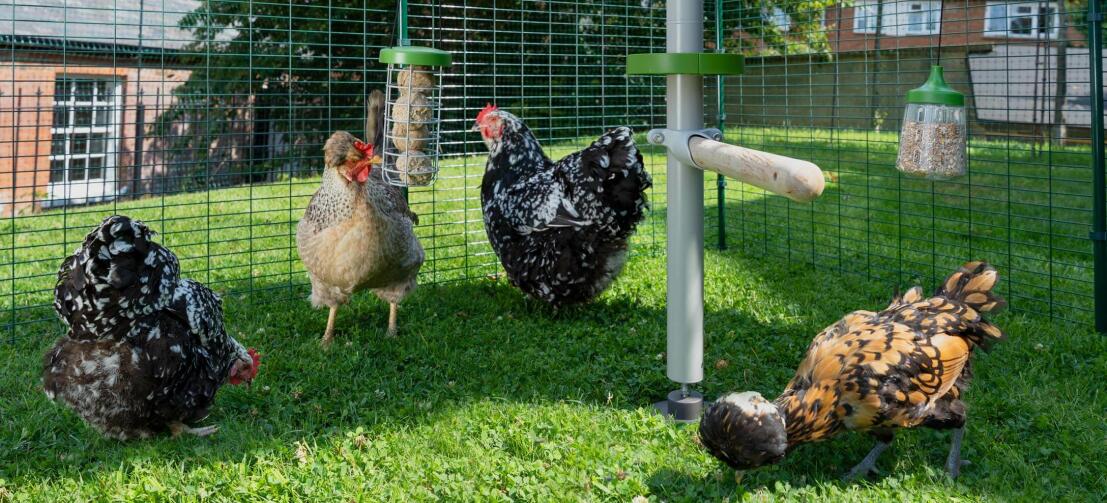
[654,389,705,423]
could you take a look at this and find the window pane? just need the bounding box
[71,134,89,155]
[53,78,70,102]
[89,133,107,154]
[74,107,93,127]
[1040,6,1056,35]
[986,5,1007,32]
[95,106,112,127]
[50,159,65,183]
[74,81,94,102]
[69,158,86,181]
[87,157,104,180]
[95,81,112,100]
[50,134,66,155]
[52,107,68,128]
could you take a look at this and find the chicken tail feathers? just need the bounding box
[578,127,652,231]
[366,89,386,153]
[936,261,1007,350]
[54,215,179,339]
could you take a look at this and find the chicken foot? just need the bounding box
[843,440,890,481]
[170,422,219,438]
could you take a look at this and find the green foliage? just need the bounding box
[722,0,840,57]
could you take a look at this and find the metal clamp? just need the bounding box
[1091,231,1107,241]
[646,127,722,169]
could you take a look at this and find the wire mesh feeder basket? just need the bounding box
[379,46,453,187]
[896,65,967,180]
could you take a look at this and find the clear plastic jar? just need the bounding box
[896,103,967,180]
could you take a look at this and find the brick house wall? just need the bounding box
[825,1,1087,53]
[0,56,189,216]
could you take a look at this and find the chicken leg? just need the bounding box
[322,306,338,346]
[843,440,890,480]
[946,427,969,479]
[170,422,219,438]
[387,302,398,337]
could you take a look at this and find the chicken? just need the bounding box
[472,104,651,305]
[45,215,260,440]
[296,91,424,344]
[698,262,1007,480]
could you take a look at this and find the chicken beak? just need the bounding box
[470,123,480,133]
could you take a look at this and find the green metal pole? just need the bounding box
[1090,0,1107,333]
[715,0,727,251]
[397,0,409,200]
[397,0,409,46]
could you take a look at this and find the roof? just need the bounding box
[1,0,200,52]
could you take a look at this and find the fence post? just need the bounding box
[133,101,145,199]
[715,0,727,251]
[1090,0,1107,333]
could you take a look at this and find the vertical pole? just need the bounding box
[715,0,727,251]
[665,0,705,403]
[397,0,409,46]
[397,0,409,201]
[132,101,145,199]
[1089,0,1107,333]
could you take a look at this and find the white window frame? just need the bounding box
[852,1,942,36]
[984,2,1059,39]
[853,1,879,33]
[47,77,121,206]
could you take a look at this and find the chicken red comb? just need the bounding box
[476,103,499,122]
[353,140,373,156]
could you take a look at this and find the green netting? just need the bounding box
[0,0,1103,343]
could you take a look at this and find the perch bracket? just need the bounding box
[646,127,722,169]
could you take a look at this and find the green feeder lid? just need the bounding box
[906,65,964,107]
[379,46,452,67]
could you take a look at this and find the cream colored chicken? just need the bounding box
[296,92,424,344]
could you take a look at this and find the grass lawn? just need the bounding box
[0,128,1104,500]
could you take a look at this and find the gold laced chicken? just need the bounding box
[296,91,424,344]
[699,262,1007,480]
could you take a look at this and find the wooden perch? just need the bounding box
[688,137,825,203]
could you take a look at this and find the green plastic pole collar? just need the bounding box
[905,65,964,107]
[379,46,452,67]
[626,53,744,75]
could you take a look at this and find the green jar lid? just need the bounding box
[906,65,964,107]
[379,46,452,67]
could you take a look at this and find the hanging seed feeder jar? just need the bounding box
[896,65,967,180]
[379,46,452,186]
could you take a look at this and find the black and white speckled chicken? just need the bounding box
[44,215,259,440]
[698,262,1007,481]
[472,105,651,305]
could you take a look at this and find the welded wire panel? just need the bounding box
[406,0,669,284]
[0,0,670,342]
[718,0,1099,325]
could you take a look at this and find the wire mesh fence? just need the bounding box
[0,0,1103,343]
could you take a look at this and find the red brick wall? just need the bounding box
[0,58,189,216]
[825,2,1086,54]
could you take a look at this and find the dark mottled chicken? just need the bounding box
[699,262,1007,480]
[297,91,424,344]
[472,105,651,305]
[45,215,259,440]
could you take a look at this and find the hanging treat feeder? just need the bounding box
[378,46,452,187]
[896,65,967,180]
